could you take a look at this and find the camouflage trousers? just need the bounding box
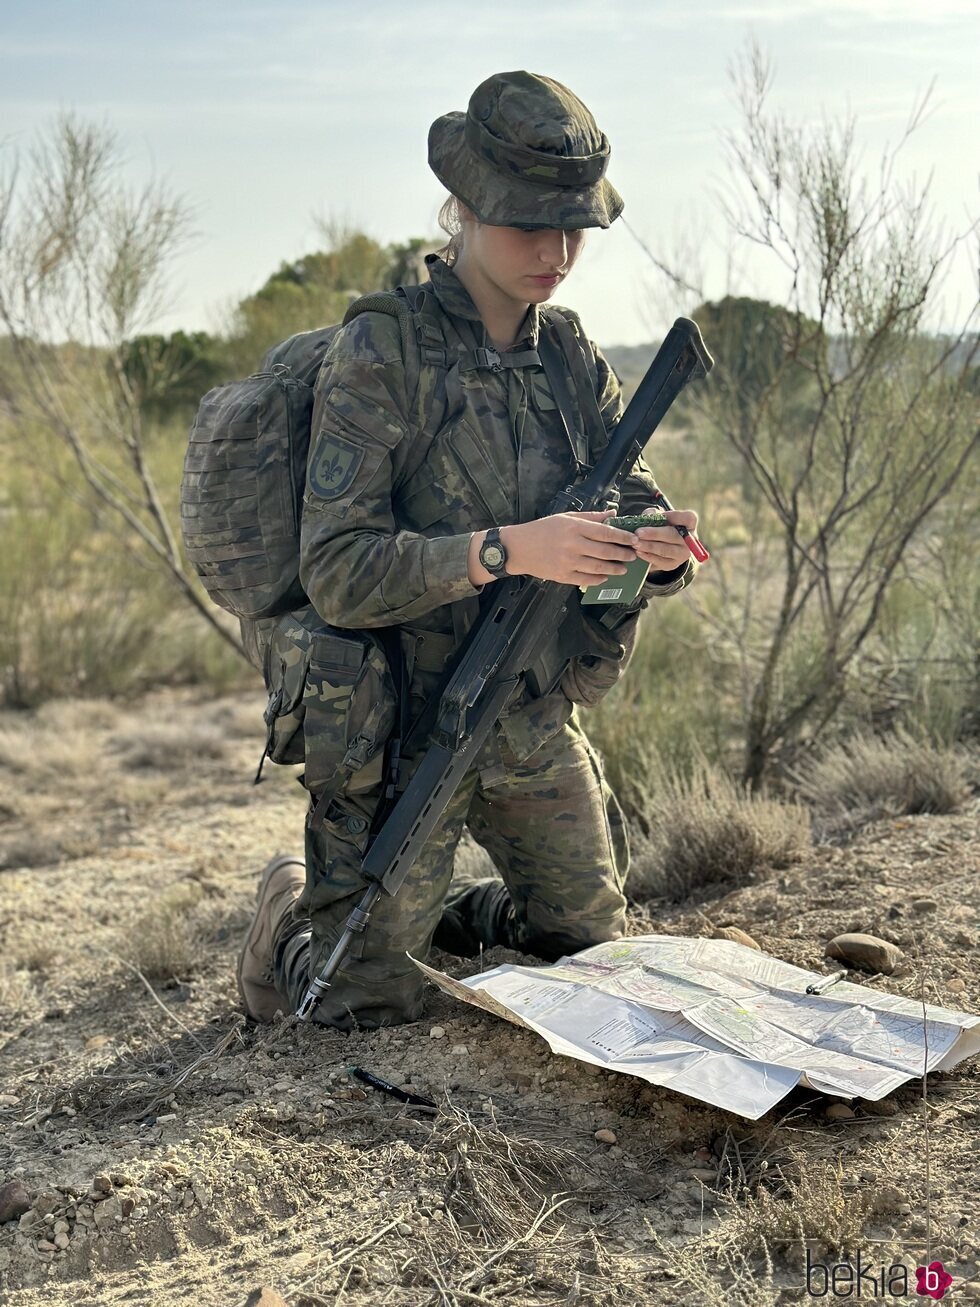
[272,713,629,1030]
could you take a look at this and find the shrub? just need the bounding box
[793,729,973,837]
[626,751,811,900]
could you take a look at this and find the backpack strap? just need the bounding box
[540,306,608,458]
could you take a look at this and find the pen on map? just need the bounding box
[806,969,848,996]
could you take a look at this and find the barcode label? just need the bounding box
[597,587,624,601]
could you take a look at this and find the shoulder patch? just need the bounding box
[308,430,364,501]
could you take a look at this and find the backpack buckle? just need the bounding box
[474,347,502,372]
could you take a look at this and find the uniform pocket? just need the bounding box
[302,629,397,795]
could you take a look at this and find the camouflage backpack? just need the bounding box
[181,288,432,626]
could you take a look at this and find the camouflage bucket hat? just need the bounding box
[428,70,624,230]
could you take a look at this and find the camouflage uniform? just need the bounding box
[267,71,696,1028]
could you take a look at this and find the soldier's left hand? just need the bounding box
[631,507,698,571]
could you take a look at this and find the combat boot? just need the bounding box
[432,877,517,957]
[236,854,306,1021]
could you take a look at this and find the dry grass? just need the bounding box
[724,1152,874,1261]
[0,828,65,870]
[626,754,811,900]
[109,720,229,771]
[122,881,209,979]
[0,719,105,786]
[794,729,973,839]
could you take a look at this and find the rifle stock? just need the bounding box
[296,317,713,1023]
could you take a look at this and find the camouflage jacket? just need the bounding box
[300,255,695,764]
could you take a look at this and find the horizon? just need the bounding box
[1,0,977,349]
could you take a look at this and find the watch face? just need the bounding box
[482,544,505,569]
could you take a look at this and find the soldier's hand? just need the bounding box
[631,507,698,572]
[500,511,639,585]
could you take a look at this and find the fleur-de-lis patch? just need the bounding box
[307,431,364,502]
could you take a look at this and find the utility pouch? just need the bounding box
[255,605,397,798]
[302,627,397,796]
[525,597,642,707]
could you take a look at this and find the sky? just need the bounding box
[1,0,977,347]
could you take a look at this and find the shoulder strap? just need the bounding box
[540,306,608,458]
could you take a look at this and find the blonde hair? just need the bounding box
[436,194,464,266]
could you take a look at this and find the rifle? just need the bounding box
[296,316,713,1022]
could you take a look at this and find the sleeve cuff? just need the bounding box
[642,556,697,598]
[422,533,485,603]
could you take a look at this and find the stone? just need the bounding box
[947,978,966,994]
[690,1168,718,1184]
[450,1044,468,1055]
[0,1180,31,1224]
[37,1238,57,1252]
[244,1291,289,1307]
[825,1103,856,1121]
[825,933,903,975]
[53,1232,70,1250]
[33,1190,62,1217]
[711,926,761,951]
[872,1185,908,1214]
[397,1222,413,1236]
[911,898,939,914]
[693,1147,713,1165]
[53,1219,69,1235]
[429,1026,446,1040]
[860,1097,899,1117]
[594,1129,618,1145]
[93,1175,112,1195]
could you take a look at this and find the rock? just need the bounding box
[37,1238,57,1252]
[825,1103,856,1121]
[911,898,939,914]
[93,1174,112,1195]
[244,1291,289,1307]
[0,1093,18,1107]
[53,1218,69,1235]
[690,1168,718,1184]
[85,1034,112,1049]
[450,1044,468,1055]
[0,1180,31,1224]
[429,1026,446,1040]
[608,1146,623,1159]
[947,978,966,994]
[860,1096,899,1117]
[825,933,903,975]
[33,1190,62,1217]
[872,1185,908,1214]
[53,1232,70,1249]
[594,1129,618,1145]
[712,926,761,951]
[120,1196,135,1218]
[92,1196,122,1228]
[397,1222,413,1236]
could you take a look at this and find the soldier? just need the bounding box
[237,70,699,1029]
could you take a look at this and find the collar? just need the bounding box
[425,253,540,349]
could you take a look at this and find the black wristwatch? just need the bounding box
[478,526,509,579]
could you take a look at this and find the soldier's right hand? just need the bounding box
[501,511,638,585]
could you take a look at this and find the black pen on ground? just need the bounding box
[806,969,848,996]
[348,1065,438,1112]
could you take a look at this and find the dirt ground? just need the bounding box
[0,686,978,1306]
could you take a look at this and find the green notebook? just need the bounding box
[580,514,667,606]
